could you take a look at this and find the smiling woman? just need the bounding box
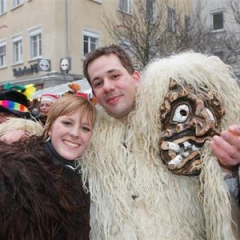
[0,93,96,240]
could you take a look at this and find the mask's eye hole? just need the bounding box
[172,104,189,123]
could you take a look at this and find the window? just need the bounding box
[146,0,158,24]
[12,36,22,64]
[90,0,102,3]
[12,0,23,8]
[83,31,99,56]
[212,12,224,30]
[0,41,6,67]
[29,28,42,59]
[0,0,6,14]
[167,7,176,32]
[185,15,190,33]
[118,0,132,14]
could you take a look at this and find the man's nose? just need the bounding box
[103,79,114,92]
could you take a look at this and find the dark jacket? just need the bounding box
[0,137,90,240]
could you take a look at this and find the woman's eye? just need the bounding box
[172,104,189,123]
[82,126,91,132]
[62,121,71,126]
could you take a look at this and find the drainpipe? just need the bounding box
[66,0,70,57]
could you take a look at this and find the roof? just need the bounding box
[33,79,92,99]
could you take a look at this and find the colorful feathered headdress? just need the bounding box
[2,83,36,99]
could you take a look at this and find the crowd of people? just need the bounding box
[0,44,240,239]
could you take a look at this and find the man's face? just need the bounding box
[88,54,140,122]
[159,80,225,175]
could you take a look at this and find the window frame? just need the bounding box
[167,6,176,32]
[12,0,24,8]
[118,0,132,14]
[90,0,102,3]
[212,11,224,31]
[146,0,158,24]
[0,41,6,67]
[83,30,99,56]
[29,28,42,59]
[12,35,23,64]
[0,0,7,14]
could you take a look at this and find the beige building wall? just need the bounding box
[0,0,117,88]
[0,0,192,89]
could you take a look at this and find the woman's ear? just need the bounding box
[48,130,51,137]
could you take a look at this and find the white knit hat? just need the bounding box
[40,94,58,103]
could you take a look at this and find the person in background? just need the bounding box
[0,89,43,143]
[0,89,32,123]
[0,94,96,239]
[38,93,58,125]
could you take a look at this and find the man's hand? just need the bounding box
[211,125,240,170]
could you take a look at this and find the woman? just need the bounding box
[0,94,96,240]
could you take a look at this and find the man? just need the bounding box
[82,45,239,239]
[82,45,141,239]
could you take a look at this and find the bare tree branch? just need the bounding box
[102,0,240,68]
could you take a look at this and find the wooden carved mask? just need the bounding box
[159,79,225,175]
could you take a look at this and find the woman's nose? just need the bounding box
[69,125,80,137]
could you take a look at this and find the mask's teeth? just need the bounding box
[183,141,191,149]
[161,141,180,152]
[168,155,183,166]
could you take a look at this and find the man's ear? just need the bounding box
[132,70,141,86]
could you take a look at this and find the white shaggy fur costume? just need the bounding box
[0,117,43,138]
[81,52,240,239]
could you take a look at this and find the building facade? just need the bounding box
[0,0,192,91]
[192,0,240,80]
[0,0,117,90]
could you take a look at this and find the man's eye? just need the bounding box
[93,81,102,88]
[172,104,189,123]
[112,74,120,80]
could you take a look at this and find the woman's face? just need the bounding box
[48,109,93,160]
[39,101,53,116]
